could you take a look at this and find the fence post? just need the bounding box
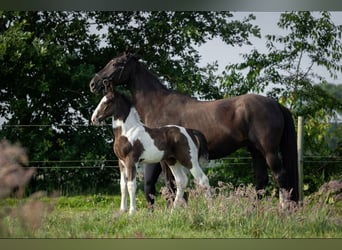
[297,116,304,202]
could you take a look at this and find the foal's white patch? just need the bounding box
[115,107,165,163]
[165,125,198,166]
[93,96,212,213]
[166,125,211,202]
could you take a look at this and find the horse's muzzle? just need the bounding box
[89,78,103,94]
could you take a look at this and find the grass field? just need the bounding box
[0,182,341,238]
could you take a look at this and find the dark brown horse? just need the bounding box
[89,53,299,208]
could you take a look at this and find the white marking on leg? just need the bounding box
[127,178,137,215]
[279,188,290,210]
[168,163,188,209]
[189,163,211,199]
[119,161,128,212]
[177,126,211,199]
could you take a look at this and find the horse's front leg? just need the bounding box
[168,163,188,209]
[127,178,137,215]
[125,158,137,215]
[119,160,128,212]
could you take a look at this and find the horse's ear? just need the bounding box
[124,47,129,56]
[130,53,141,61]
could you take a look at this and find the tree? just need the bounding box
[0,11,260,194]
[89,11,260,99]
[0,11,115,194]
[221,11,342,116]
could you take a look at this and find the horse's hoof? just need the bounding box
[128,209,136,215]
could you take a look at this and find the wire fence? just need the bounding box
[22,156,342,170]
[1,122,341,196]
[2,123,342,170]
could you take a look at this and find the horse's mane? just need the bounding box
[135,59,197,101]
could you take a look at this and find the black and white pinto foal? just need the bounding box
[91,90,211,214]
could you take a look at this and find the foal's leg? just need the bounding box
[125,159,137,215]
[119,161,128,212]
[168,163,188,208]
[189,163,211,199]
[161,161,188,207]
[127,177,137,215]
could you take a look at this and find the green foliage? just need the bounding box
[220,11,342,192]
[0,11,260,194]
[221,11,342,115]
[206,148,255,187]
[1,11,341,196]
[89,11,260,99]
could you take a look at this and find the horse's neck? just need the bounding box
[112,107,144,135]
[129,67,172,113]
[131,64,169,94]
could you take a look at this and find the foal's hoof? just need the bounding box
[128,209,136,215]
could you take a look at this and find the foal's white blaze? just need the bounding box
[91,95,108,125]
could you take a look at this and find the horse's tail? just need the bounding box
[189,129,209,167]
[279,104,299,202]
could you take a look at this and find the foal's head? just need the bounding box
[91,92,116,126]
[89,53,140,94]
[91,90,132,126]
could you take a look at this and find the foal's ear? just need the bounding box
[105,91,115,103]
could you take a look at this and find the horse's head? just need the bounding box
[89,53,140,94]
[91,91,116,126]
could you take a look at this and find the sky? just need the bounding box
[197,12,342,85]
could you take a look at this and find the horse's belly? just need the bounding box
[207,135,243,160]
[140,147,164,163]
[130,132,165,163]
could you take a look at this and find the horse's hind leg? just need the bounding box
[161,161,188,208]
[168,163,188,209]
[144,162,162,210]
[249,148,269,199]
[265,151,290,209]
[189,163,211,199]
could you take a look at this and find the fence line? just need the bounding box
[2,124,112,128]
[2,123,341,170]
[26,155,342,170]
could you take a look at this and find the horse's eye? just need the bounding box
[114,61,125,68]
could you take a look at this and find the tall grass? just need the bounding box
[1,140,340,238]
[1,182,341,238]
